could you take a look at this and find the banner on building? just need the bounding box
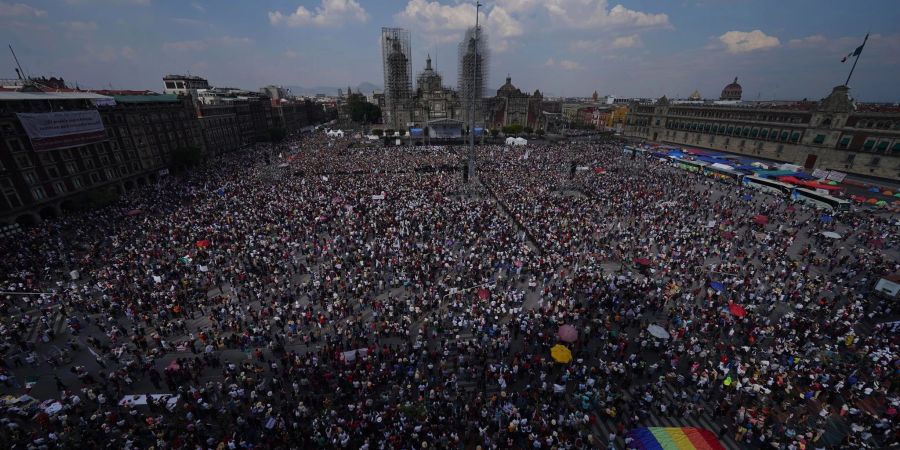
[16,110,106,151]
[811,168,828,179]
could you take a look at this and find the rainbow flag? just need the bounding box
[626,427,725,450]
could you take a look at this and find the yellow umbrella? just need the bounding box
[550,344,572,364]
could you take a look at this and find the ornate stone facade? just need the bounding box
[488,76,544,130]
[625,85,900,180]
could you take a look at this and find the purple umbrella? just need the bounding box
[558,324,578,343]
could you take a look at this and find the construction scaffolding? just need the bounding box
[458,26,489,130]
[381,27,412,130]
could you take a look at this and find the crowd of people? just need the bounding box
[0,133,897,449]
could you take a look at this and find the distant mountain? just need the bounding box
[285,82,382,97]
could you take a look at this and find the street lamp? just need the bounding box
[467,1,481,183]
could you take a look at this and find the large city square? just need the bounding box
[1,1,899,449]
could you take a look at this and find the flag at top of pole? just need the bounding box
[841,34,868,62]
[843,33,868,87]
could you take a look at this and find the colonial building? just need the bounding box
[625,85,900,180]
[0,91,203,226]
[488,76,544,130]
[411,55,463,133]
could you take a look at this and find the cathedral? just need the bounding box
[411,55,463,126]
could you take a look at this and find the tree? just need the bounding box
[523,126,534,134]
[502,124,524,135]
[490,129,500,137]
[535,129,546,136]
[372,129,384,136]
[347,93,381,124]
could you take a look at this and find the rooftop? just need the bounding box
[112,94,181,103]
[0,91,112,101]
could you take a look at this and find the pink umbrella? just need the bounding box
[753,215,769,225]
[558,324,578,343]
[477,288,489,300]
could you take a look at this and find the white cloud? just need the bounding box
[217,36,252,45]
[162,36,252,52]
[173,17,206,26]
[0,1,47,17]
[572,34,643,52]
[611,34,643,49]
[719,30,780,53]
[269,0,368,27]
[395,0,522,51]
[395,0,482,33]
[65,0,151,5]
[787,34,826,48]
[544,58,582,70]
[191,2,205,13]
[560,59,583,70]
[62,20,97,31]
[84,45,136,62]
[543,0,669,29]
[163,40,208,52]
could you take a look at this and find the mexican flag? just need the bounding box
[841,33,868,62]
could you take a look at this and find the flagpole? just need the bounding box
[844,33,869,87]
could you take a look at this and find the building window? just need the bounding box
[838,137,851,149]
[813,134,825,144]
[863,139,875,151]
[741,128,750,137]
[780,131,789,141]
[790,132,800,143]
[709,135,715,144]
[52,181,66,195]
[733,127,742,136]
[23,171,38,185]
[46,166,60,178]
[726,126,734,134]
[72,177,83,189]
[14,154,32,168]
[759,129,768,139]
[845,154,856,163]
[876,141,889,152]
[89,172,100,183]
[868,156,881,166]
[6,139,24,152]
[725,138,730,146]
[776,144,784,155]
[892,142,900,153]
[31,186,47,201]
[750,128,759,138]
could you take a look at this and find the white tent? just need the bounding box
[325,129,344,137]
[505,137,528,146]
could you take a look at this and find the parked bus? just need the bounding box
[674,159,707,173]
[791,188,851,212]
[703,165,742,184]
[741,175,794,197]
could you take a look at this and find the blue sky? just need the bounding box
[2,0,899,101]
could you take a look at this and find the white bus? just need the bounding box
[791,188,851,212]
[741,175,794,197]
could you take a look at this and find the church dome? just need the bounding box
[720,77,742,101]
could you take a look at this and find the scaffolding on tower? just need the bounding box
[381,28,413,131]
[458,26,489,132]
